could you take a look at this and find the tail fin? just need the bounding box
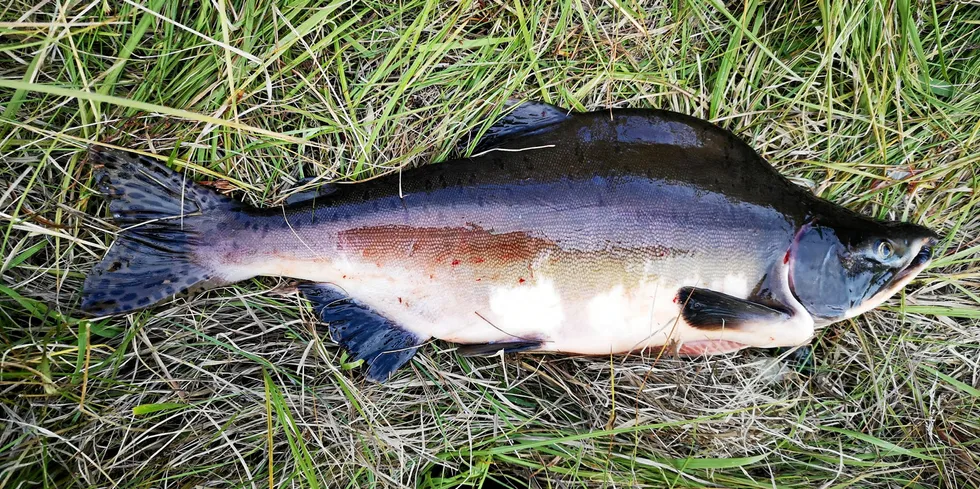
[81,147,237,316]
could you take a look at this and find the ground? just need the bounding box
[1,1,979,487]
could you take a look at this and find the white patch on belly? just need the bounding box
[487,277,564,338]
[231,250,814,355]
[586,285,629,330]
[553,279,678,354]
[548,271,813,355]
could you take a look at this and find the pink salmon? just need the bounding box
[81,101,938,381]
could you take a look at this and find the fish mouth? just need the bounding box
[841,235,937,321]
[892,237,936,285]
[785,227,938,326]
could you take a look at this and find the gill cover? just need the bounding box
[788,221,927,323]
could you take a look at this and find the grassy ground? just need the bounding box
[1,0,979,487]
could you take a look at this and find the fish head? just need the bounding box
[787,217,938,326]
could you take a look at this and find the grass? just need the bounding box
[1,0,979,487]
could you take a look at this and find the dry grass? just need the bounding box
[1,0,979,487]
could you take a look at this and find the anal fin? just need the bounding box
[676,286,790,330]
[455,340,542,357]
[299,283,425,382]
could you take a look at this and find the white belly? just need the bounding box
[240,258,815,355]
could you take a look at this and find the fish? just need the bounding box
[80,100,939,382]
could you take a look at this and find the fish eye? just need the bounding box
[874,239,894,260]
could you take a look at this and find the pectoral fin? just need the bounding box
[676,286,791,330]
[300,283,425,382]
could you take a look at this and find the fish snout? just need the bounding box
[906,235,938,272]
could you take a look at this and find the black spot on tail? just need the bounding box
[81,147,239,316]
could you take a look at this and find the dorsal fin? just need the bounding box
[457,99,571,156]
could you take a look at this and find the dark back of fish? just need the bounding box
[247,109,815,297]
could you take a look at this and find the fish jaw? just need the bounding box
[840,236,936,321]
